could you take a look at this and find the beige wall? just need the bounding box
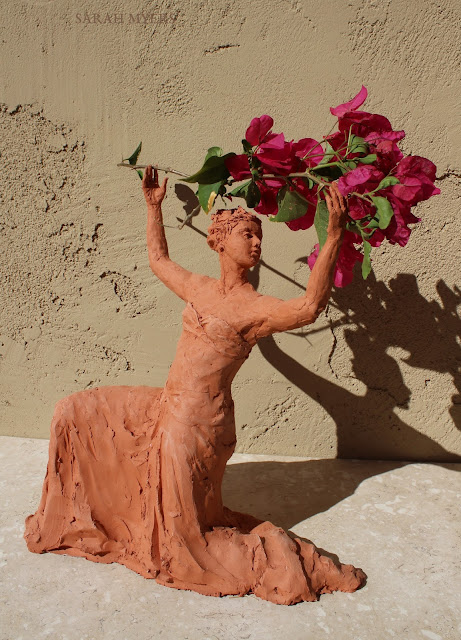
[1,0,460,460]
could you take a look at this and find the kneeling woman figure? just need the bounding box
[25,167,366,605]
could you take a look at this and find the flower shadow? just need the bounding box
[249,263,461,462]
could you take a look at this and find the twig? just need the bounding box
[178,205,201,229]
[117,162,189,178]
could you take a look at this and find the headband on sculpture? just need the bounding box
[207,206,262,252]
[209,206,261,228]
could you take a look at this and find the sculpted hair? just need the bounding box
[207,206,262,253]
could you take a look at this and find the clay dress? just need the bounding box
[25,301,365,605]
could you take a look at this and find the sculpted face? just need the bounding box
[220,220,262,269]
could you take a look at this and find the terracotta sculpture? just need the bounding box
[25,167,366,605]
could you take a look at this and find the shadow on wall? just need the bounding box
[249,263,461,462]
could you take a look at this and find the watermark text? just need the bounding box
[75,11,178,25]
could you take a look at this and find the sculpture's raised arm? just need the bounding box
[251,183,348,338]
[143,165,212,301]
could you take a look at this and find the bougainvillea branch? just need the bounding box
[116,162,188,178]
[119,87,440,287]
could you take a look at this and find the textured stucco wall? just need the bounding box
[1,0,460,460]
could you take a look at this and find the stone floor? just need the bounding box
[1,436,460,640]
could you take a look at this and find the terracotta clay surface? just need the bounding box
[25,171,365,605]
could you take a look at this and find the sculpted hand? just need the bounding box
[142,165,169,207]
[326,182,348,239]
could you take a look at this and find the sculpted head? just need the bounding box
[207,206,262,269]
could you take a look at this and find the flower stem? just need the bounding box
[350,191,373,202]
[263,171,329,188]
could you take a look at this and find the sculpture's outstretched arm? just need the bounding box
[143,165,212,301]
[252,183,347,337]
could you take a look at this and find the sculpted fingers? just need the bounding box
[142,165,168,205]
[330,185,340,212]
[143,165,155,190]
[326,183,347,236]
[332,182,347,214]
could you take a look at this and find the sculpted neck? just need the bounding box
[218,253,249,294]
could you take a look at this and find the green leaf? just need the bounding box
[195,148,226,201]
[228,180,251,198]
[370,196,394,229]
[137,169,143,180]
[312,164,343,180]
[349,135,368,155]
[204,146,223,162]
[181,152,235,184]
[358,154,377,165]
[242,139,253,153]
[313,199,329,249]
[319,141,336,165]
[365,218,381,230]
[123,141,142,165]
[269,187,308,223]
[346,219,360,233]
[362,240,372,279]
[292,176,314,190]
[344,160,358,170]
[374,176,400,191]
[246,180,261,208]
[197,181,225,213]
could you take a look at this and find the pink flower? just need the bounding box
[227,121,299,178]
[285,180,317,230]
[333,102,407,179]
[394,156,440,204]
[293,138,324,168]
[337,165,385,196]
[257,136,296,174]
[365,130,405,144]
[291,178,317,203]
[286,207,315,230]
[225,154,251,181]
[225,104,439,287]
[324,130,347,151]
[307,244,320,269]
[383,212,413,246]
[246,115,274,146]
[254,179,284,217]
[308,232,363,288]
[330,86,368,118]
[367,229,385,247]
[348,197,375,221]
[378,155,440,246]
[383,194,420,247]
[339,112,396,140]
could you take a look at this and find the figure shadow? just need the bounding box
[225,261,460,547]
[222,458,405,532]
[222,456,459,565]
[248,262,461,462]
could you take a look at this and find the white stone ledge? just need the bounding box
[1,436,460,640]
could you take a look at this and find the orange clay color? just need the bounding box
[24,167,366,605]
